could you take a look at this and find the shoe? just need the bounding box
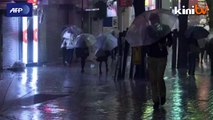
[153,102,159,110]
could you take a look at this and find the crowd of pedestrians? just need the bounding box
[61,13,212,110]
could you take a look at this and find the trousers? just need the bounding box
[148,57,167,104]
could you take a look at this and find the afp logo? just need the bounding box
[6,3,32,17]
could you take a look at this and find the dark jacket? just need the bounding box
[75,47,89,58]
[146,32,173,58]
[187,37,200,54]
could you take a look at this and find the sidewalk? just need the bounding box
[0,58,212,120]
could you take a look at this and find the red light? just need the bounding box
[23,30,27,43]
[34,29,38,42]
[27,0,37,5]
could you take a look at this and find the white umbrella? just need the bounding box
[75,33,96,48]
[61,25,82,39]
[125,9,179,47]
[96,33,118,51]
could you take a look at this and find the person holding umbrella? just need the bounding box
[185,26,209,76]
[75,33,96,73]
[96,49,110,74]
[75,40,89,73]
[61,25,82,66]
[95,33,118,75]
[187,34,200,76]
[125,9,178,110]
[146,13,173,109]
[60,31,75,66]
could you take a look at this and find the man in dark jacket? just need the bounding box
[206,38,213,75]
[147,13,173,110]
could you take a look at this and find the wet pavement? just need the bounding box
[0,59,213,120]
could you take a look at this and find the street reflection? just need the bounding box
[115,80,131,120]
[171,77,183,120]
[21,69,27,85]
[21,67,38,94]
[19,101,66,120]
[2,64,213,119]
[30,67,38,94]
[197,75,210,111]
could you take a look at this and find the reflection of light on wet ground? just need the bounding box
[19,68,38,99]
[171,78,183,120]
[141,100,153,120]
[30,67,38,94]
[20,110,31,120]
[21,69,27,85]
[42,102,66,119]
[19,70,28,98]
[19,101,67,120]
[32,110,39,120]
[186,100,205,119]
[195,75,210,109]
[43,103,66,114]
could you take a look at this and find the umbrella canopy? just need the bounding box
[185,26,209,39]
[75,33,96,48]
[96,33,118,51]
[125,9,179,47]
[61,25,82,39]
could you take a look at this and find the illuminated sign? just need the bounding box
[6,3,32,17]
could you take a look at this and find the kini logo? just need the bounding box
[172,4,208,15]
[6,3,32,17]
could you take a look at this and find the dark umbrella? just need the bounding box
[185,26,209,39]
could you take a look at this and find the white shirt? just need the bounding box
[61,37,75,49]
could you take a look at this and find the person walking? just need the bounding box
[146,13,173,109]
[61,32,75,66]
[187,35,200,76]
[206,38,213,76]
[96,50,111,74]
[75,40,89,73]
